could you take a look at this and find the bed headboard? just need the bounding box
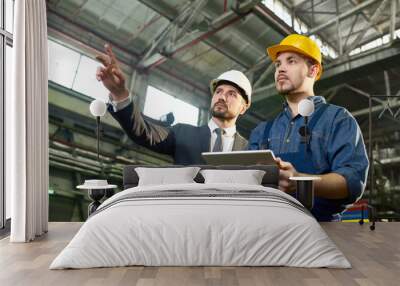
[123,165,279,189]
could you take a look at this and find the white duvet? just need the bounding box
[50,183,351,269]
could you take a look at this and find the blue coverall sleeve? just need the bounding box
[248,121,268,150]
[327,112,369,203]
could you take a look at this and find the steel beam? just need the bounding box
[306,0,380,35]
[291,0,310,8]
[390,0,397,42]
[139,14,243,69]
[311,0,315,26]
[335,0,343,55]
[253,4,294,35]
[344,0,389,56]
[253,62,275,88]
[138,0,262,70]
[138,1,194,68]
[296,10,337,15]
[326,87,338,101]
[173,0,209,43]
[384,70,391,97]
[342,16,396,47]
[252,83,276,103]
[321,41,400,88]
[335,84,400,126]
[126,13,163,44]
[349,0,384,35]
[292,0,329,10]
[136,0,260,68]
[344,84,383,105]
[352,99,400,117]
[245,56,270,75]
[343,14,360,50]
[71,0,90,19]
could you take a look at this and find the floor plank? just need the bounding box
[0,222,399,286]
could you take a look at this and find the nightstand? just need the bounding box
[77,180,117,216]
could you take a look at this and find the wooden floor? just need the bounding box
[0,222,399,286]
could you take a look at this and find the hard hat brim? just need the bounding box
[267,44,322,80]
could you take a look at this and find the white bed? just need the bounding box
[50,183,351,269]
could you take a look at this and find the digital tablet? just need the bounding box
[202,150,277,166]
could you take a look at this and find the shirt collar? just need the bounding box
[208,118,236,137]
[309,95,326,105]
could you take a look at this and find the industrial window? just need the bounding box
[144,85,199,126]
[349,31,400,56]
[48,40,81,88]
[71,54,109,102]
[48,39,109,101]
[1,0,14,232]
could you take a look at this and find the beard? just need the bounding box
[210,102,235,120]
[276,80,295,95]
[275,73,308,95]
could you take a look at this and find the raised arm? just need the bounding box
[96,44,129,101]
[95,44,175,155]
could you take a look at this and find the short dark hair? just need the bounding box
[215,80,248,103]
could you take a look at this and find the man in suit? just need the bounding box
[96,44,251,164]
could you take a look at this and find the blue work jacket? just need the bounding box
[248,96,369,221]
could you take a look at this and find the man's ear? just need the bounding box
[309,64,319,78]
[239,102,248,115]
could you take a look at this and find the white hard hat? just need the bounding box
[210,70,252,106]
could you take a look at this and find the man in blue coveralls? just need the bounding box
[248,34,369,221]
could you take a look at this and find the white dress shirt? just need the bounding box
[208,119,236,152]
[109,94,132,112]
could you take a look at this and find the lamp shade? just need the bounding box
[89,99,107,117]
[298,99,314,117]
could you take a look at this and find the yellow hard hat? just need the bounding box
[267,34,323,80]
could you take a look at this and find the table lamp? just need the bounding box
[89,99,116,199]
[290,99,320,210]
[89,99,107,161]
[289,176,321,210]
[298,98,315,154]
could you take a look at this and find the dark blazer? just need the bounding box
[108,100,248,165]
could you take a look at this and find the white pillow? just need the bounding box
[200,169,266,185]
[135,167,200,186]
